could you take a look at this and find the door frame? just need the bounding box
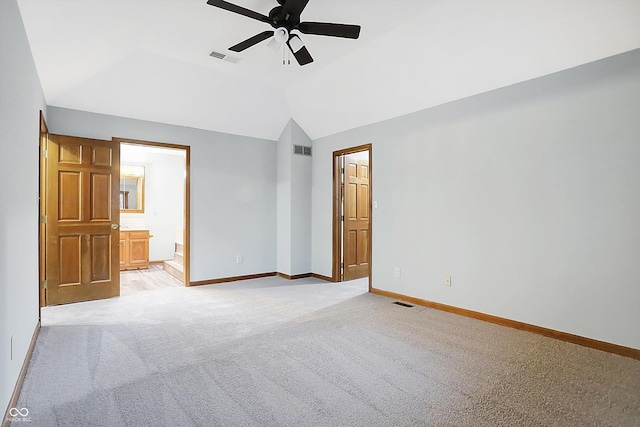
[38,111,48,311]
[113,138,191,287]
[332,143,372,290]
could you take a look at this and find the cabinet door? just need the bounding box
[129,231,149,267]
[119,232,129,269]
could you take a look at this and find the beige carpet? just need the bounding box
[13,276,640,426]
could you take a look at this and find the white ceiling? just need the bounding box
[17,0,640,141]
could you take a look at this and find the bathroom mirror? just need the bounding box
[120,165,145,213]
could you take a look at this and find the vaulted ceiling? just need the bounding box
[17,0,640,141]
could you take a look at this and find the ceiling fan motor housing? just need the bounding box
[268,6,300,30]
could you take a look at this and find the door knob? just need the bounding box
[111,224,119,230]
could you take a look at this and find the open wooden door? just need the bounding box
[343,151,370,281]
[46,134,120,305]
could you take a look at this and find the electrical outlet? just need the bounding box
[394,267,401,278]
[237,255,243,264]
[445,275,451,287]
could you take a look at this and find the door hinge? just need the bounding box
[340,263,344,268]
[340,167,344,174]
[41,215,47,224]
[41,280,47,290]
[340,215,344,221]
[42,149,48,158]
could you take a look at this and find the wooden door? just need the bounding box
[46,134,120,305]
[343,153,370,281]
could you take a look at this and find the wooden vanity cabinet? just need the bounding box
[120,230,151,270]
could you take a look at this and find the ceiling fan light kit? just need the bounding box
[273,27,289,44]
[267,27,289,53]
[267,36,282,53]
[206,0,361,66]
[288,35,304,54]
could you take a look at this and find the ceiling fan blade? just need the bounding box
[229,31,274,52]
[280,0,310,20]
[298,22,361,39]
[287,37,313,66]
[207,0,270,23]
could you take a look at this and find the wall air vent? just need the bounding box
[293,145,312,156]
[209,50,242,64]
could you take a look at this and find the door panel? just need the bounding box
[91,234,112,281]
[358,183,369,219]
[91,173,112,220]
[346,230,357,268]
[358,229,368,265]
[58,236,81,285]
[92,146,112,166]
[59,143,81,163]
[343,152,370,281]
[59,172,81,220]
[46,134,120,305]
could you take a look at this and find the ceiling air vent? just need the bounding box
[209,50,242,64]
[293,145,312,156]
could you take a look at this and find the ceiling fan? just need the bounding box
[206,0,361,66]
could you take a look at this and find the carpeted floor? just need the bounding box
[13,276,640,426]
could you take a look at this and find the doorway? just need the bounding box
[332,144,372,289]
[39,134,191,306]
[116,139,191,292]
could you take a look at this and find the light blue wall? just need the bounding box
[47,106,277,282]
[277,120,312,276]
[0,0,47,413]
[312,49,640,350]
[290,121,312,275]
[277,123,292,274]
